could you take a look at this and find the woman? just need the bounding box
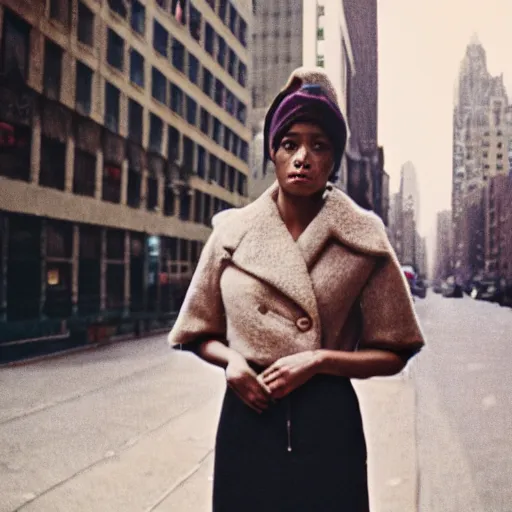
[168,67,425,511]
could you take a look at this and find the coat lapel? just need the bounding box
[228,185,320,325]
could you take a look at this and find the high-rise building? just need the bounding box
[434,210,453,282]
[0,0,252,356]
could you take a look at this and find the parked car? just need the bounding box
[432,280,444,294]
[412,278,427,299]
[470,280,502,303]
[442,281,464,298]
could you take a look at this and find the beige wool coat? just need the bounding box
[168,182,425,366]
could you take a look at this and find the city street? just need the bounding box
[0,293,511,511]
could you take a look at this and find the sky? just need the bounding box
[377,0,512,267]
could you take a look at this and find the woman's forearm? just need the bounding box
[313,348,406,379]
[197,339,245,369]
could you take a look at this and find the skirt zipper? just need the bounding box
[286,396,292,452]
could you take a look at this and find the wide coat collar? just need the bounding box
[217,181,392,324]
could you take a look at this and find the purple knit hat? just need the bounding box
[264,82,347,178]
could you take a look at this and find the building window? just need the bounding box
[130,49,144,87]
[146,174,158,211]
[206,0,215,9]
[73,148,96,197]
[238,61,247,87]
[43,40,62,101]
[226,90,235,116]
[197,145,206,178]
[106,229,125,311]
[205,23,214,55]
[149,114,164,154]
[218,160,226,187]
[317,55,325,67]
[194,190,203,222]
[103,162,122,203]
[218,0,228,22]
[229,4,238,34]
[183,136,194,173]
[167,125,180,162]
[497,153,503,160]
[0,123,31,181]
[171,0,187,25]
[78,226,101,314]
[237,172,247,196]
[186,96,197,125]
[202,194,211,226]
[214,79,225,107]
[40,136,66,190]
[228,165,235,192]
[236,101,247,125]
[213,118,222,145]
[128,99,143,143]
[170,84,184,116]
[1,11,30,81]
[189,3,202,41]
[317,27,324,40]
[107,29,124,71]
[179,189,191,221]
[127,168,141,208]
[223,127,232,151]
[209,154,218,183]
[77,2,94,46]
[226,51,237,80]
[164,185,175,216]
[131,0,146,35]
[152,67,167,104]
[317,5,325,16]
[241,140,248,162]
[105,82,120,133]
[188,54,199,84]
[50,0,70,26]
[217,36,226,67]
[107,0,127,18]
[172,39,185,72]
[153,20,169,57]
[238,18,247,46]
[200,108,210,135]
[232,134,239,157]
[202,68,213,96]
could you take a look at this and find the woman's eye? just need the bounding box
[313,141,329,151]
[282,140,296,150]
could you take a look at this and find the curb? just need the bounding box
[0,328,170,368]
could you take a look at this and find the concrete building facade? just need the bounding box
[0,0,252,356]
[434,210,453,282]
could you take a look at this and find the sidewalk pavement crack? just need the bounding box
[142,449,214,512]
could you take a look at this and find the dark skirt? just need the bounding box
[213,369,369,512]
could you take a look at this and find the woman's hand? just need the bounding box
[225,353,272,414]
[260,351,320,399]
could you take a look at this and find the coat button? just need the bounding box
[296,316,312,332]
[257,304,268,315]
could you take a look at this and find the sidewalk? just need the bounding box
[154,372,418,512]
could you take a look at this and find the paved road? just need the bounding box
[412,293,512,512]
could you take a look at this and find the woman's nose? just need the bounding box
[294,145,308,163]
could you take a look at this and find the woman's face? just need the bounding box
[272,123,335,197]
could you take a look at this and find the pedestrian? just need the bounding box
[168,67,425,512]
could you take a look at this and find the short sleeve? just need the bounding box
[167,228,229,351]
[358,249,425,361]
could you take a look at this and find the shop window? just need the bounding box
[130,49,145,88]
[0,123,31,181]
[186,96,197,125]
[167,125,180,162]
[1,10,30,82]
[50,0,70,26]
[171,0,187,25]
[107,229,124,259]
[78,225,101,314]
[229,4,237,34]
[106,264,124,311]
[164,184,175,216]
[202,68,213,96]
[76,61,93,116]
[188,54,199,84]
[217,36,226,67]
[153,20,169,57]
[104,82,120,133]
[183,136,194,173]
[172,40,185,72]
[170,84,183,116]
[102,162,122,203]
[149,114,163,154]
[73,148,96,197]
[205,23,214,56]
[228,49,236,77]
[7,215,41,321]
[197,145,206,179]
[78,2,94,46]
[128,99,143,143]
[107,29,124,71]
[39,136,66,190]
[189,3,201,41]
[213,117,222,144]
[130,233,144,312]
[107,0,127,18]
[46,220,73,258]
[180,238,190,261]
[152,67,167,104]
[200,108,210,135]
[131,1,146,35]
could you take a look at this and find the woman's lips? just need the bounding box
[288,172,312,182]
